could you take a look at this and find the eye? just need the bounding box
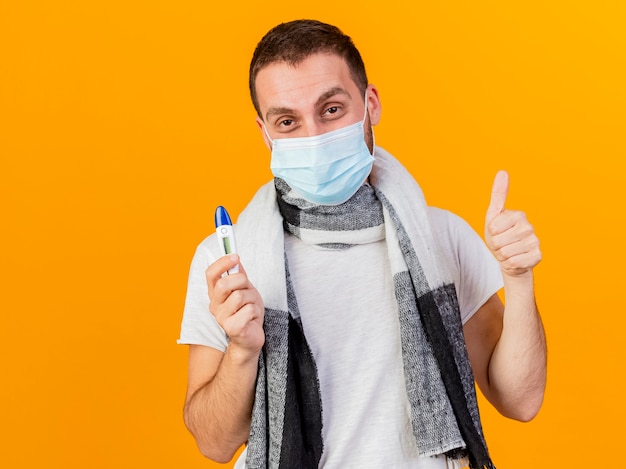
[322,104,345,120]
[278,118,294,128]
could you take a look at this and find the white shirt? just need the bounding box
[179,207,503,468]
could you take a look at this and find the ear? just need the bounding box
[255,116,272,150]
[365,84,382,126]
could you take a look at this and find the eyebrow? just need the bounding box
[264,86,352,122]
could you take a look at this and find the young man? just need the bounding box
[178,19,546,469]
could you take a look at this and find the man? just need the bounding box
[178,19,546,469]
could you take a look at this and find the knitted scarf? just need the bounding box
[234,147,495,469]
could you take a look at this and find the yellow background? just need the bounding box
[1,1,624,467]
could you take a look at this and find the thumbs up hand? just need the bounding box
[485,171,542,279]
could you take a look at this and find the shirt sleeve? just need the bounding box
[428,207,503,324]
[177,234,229,351]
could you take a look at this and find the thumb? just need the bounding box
[486,170,509,222]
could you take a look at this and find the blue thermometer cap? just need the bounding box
[215,206,233,228]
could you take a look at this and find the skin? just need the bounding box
[183,52,547,462]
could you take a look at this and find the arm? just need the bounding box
[183,254,265,462]
[464,287,546,421]
[463,171,546,422]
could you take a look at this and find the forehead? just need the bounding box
[254,52,360,115]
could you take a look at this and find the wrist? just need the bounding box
[501,269,537,305]
[501,268,534,286]
[226,342,262,367]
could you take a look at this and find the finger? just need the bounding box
[236,261,254,286]
[217,288,257,321]
[490,229,539,262]
[487,209,526,238]
[221,303,264,344]
[497,246,542,276]
[206,254,241,295]
[486,170,509,222]
[209,276,254,321]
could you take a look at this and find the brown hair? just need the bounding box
[249,19,369,118]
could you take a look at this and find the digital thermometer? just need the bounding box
[215,206,239,274]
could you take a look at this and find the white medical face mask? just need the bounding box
[265,93,375,206]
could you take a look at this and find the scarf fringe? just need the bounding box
[446,457,469,469]
[446,455,496,469]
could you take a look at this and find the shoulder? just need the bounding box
[191,225,239,268]
[427,206,503,323]
[428,206,471,229]
[427,205,494,268]
[426,206,469,272]
[196,232,221,262]
[427,206,477,248]
[178,232,229,350]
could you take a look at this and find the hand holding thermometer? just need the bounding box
[215,206,239,275]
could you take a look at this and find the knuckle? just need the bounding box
[487,232,502,250]
[487,219,499,236]
[229,289,246,307]
[511,209,525,221]
[212,277,227,295]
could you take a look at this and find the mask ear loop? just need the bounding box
[371,127,376,153]
[363,89,376,154]
[261,122,275,147]
[362,89,370,125]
